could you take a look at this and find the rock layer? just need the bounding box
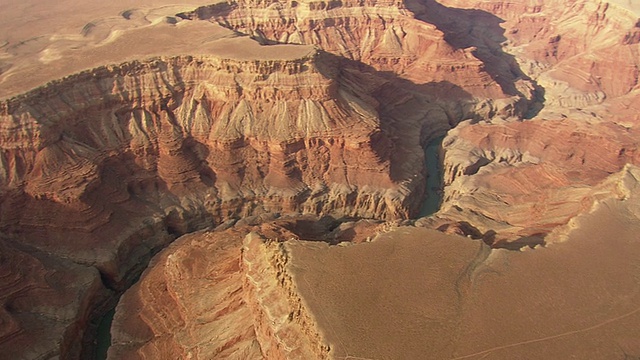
[113,165,640,359]
[108,229,262,359]
[182,0,541,106]
[423,117,640,244]
[0,238,110,359]
[109,219,347,360]
[413,0,640,244]
[0,46,421,285]
[2,0,640,358]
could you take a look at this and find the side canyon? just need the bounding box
[1,0,640,359]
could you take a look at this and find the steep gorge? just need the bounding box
[0,26,495,355]
[2,0,640,358]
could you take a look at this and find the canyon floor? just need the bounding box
[1,0,640,359]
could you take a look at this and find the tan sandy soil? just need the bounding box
[288,227,487,359]
[0,0,316,98]
[288,194,640,359]
[1,0,640,358]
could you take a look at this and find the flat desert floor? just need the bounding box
[289,197,640,359]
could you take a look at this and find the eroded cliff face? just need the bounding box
[0,238,110,359]
[414,0,640,244]
[241,232,330,359]
[108,228,263,359]
[3,0,640,358]
[108,220,343,360]
[443,0,640,109]
[0,48,424,283]
[113,167,640,359]
[179,0,543,115]
[422,117,640,244]
[0,44,438,358]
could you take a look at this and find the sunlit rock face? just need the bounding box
[415,0,640,244]
[2,0,640,358]
[180,0,540,105]
[0,48,417,281]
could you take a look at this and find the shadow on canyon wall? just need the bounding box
[0,2,553,356]
[314,52,476,185]
[181,0,546,119]
[437,222,547,250]
[405,0,546,118]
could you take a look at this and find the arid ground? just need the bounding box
[1,0,640,359]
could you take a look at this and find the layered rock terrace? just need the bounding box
[2,0,640,358]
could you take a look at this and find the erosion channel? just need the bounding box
[93,132,447,359]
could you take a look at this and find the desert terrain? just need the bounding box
[1,0,639,359]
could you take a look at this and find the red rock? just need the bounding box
[2,0,640,357]
[0,238,110,359]
[109,229,263,359]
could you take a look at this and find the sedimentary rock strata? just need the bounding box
[2,0,640,358]
[288,168,640,359]
[109,217,364,359]
[0,43,420,282]
[0,238,110,359]
[423,117,640,244]
[413,0,640,245]
[181,0,540,107]
[108,229,263,359]
[114,169,640,359]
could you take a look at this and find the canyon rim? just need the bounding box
[1,0,640,359]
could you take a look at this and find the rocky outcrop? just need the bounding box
[0,46,425,285]
[287,176,640,359]
[108,229,263,359]
[4,0,640,358]
[443,0,640,108]
[409,0,640,245]
[110,167,640,359]
[109,222,334,360]
[0,238,110,360]
[241,232,329,359]
[423,116,640,244]
[0,40,434,358]
[180,0,541,112]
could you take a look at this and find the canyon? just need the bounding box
[0,0,640,359]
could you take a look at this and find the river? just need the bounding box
[92,135,446,359]
[418,136,444,217]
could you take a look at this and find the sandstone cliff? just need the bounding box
[3,0,640,358]
[0,46,423,285]
[422,117,640,245]
[412,0,640,245]
[0,237,110,359]
[0,36,444,357]
[109,221,339,360]
[179,0,543,115]
[442,0,640,109]
[112,167,640,359]
[108,229,263,359]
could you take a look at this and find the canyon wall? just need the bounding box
[109,222,338,360]
[424,117,640,244]
[2,0,640,358]
[0,49,422,284]
[0,44,435,358]
[180,0,542,113]
[414,0,640,245]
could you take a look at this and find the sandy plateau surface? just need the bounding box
[1,0,640,358]
[289,196,640,359]
[0,0,313,97]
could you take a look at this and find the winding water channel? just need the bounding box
[95,309,115,359]
[93,136,445,359]
[419,136,445,217]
